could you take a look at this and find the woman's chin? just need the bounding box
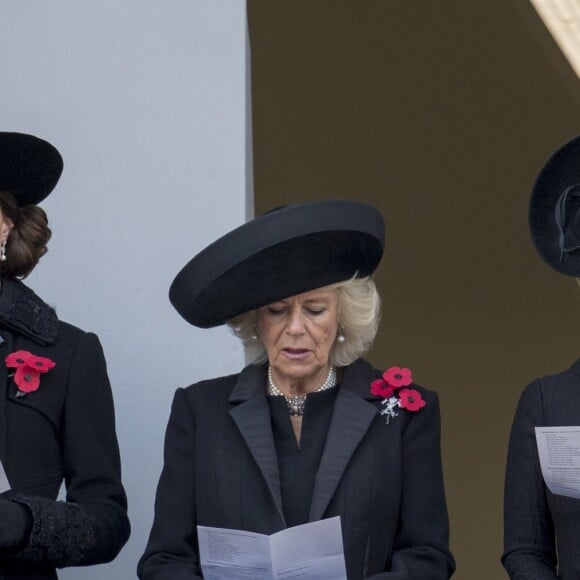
[273,360,328,385]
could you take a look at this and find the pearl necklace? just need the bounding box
[267,365,337,416]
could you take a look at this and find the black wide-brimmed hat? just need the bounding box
[0,132,63,205]
[170,199,385,328]
[530,135,580,276]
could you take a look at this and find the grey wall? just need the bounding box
[1,2,250,578]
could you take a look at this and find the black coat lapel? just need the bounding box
[229,365,286,527]
[0,279,58,482]
[0,329,14,463]
[309,359,379,522]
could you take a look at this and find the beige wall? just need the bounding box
[248,1,580,578]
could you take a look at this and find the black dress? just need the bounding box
[503,360,580,579]
[268,386,338,527]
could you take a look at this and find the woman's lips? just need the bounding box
[282,348,311,360]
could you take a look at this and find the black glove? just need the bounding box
[0,498,33,550]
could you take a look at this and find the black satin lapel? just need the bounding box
[0,330,13,463]
[229,397,286,527]
[309,389,377,522]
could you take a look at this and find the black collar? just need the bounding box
[0,278,58,345]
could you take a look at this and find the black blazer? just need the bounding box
[0,279,129,579]
[503,360,580,580]
[138,358,454,580]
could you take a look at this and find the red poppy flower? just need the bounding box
[383,366,413,388]
[370,378,395,399]
[5,350,34,369]
[27,354,56,373]
[398,388,426,412]
[13,367,41,393]
[5,350,56,395]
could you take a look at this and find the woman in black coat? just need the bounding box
[503,135,580,579]
[0,133,130,578]
[138,200,454,580]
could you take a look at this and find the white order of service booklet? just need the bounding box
[198,516,347,580]
[0,460,10,493]
[535,426,580,499]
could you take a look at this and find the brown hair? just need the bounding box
[0,191,51,279]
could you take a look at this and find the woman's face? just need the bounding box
[0,208,13,244]
[256,287,339,389]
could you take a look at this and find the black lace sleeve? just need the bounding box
[12,497,98,565]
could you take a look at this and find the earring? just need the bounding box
[336,324,346,343]
[251,324,259,341]
[0,240,7,262]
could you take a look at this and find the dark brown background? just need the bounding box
[247,1,580,578]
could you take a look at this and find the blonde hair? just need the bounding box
[227,275,381,367]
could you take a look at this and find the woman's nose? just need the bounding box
[286,309,305,335]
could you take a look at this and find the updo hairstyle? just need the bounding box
[0,191,51,279]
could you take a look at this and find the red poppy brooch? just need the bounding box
[370,366,425,423]
[5,350,56,397]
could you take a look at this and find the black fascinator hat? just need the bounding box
[170,199,385,328]
[0,132,63,205]
[529,135,580,276]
